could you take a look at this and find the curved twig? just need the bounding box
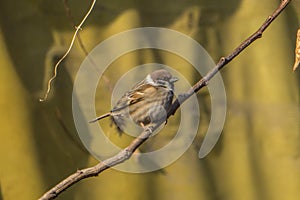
[39,0,97,102]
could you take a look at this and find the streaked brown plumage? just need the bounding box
[90,69,178,133]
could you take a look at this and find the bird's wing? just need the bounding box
[111,83,155,112]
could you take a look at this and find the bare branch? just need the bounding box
[168,0,292,116]
[39,0,97,102]
[39,0,292,199]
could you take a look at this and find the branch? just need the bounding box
[168,0,292,116]
[39,0,292,199]
[39,0,97,102]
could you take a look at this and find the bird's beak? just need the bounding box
[170,76,179,83]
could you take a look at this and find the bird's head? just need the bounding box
[146,69,178,90]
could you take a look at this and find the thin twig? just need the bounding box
[39,0,292,199]
[63,0,93,58]
[39,0,97,102]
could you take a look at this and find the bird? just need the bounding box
[90,69,178,134]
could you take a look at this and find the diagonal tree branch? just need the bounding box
[39,0,292,199]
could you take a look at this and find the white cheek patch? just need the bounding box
[145,74,155,85]
[145,74,173,90]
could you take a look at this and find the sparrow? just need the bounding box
[90,69,178,134]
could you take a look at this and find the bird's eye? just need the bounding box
[156,80,169,87]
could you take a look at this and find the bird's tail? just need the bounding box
[89,112,111,123]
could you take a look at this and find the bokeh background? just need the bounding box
[0,0,300,199]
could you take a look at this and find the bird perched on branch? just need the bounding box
[90,69,178,134]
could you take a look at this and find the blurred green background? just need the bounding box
[0,0,300,199]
